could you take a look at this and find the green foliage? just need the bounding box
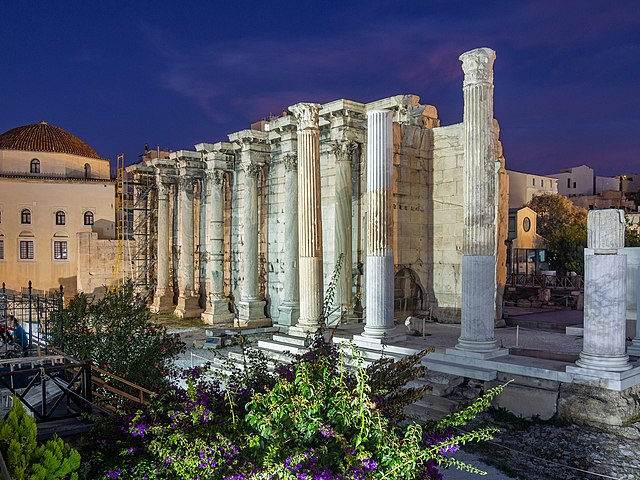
[0,399,81,480]
[625,217,640,247]
[526,194,588,274]
[47,282,185,390]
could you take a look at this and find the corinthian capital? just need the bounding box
[206,169,225,186]
[283,153,298,172]
[177,175,196,192]
[289,102,321,131]
[243,162,262,178]
[459,47,496,87]
[331,140,359,163]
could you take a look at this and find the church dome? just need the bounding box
[0,121,101,159]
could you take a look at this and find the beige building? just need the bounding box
[0,121,117,293]
[507,169,557,208]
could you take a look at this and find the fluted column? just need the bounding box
[278,154,300,325]
[175,176,201,318]
[290,102,324,332]
[151,180,173,313]
[237,163,269,326]
[333,140,357,315]
[202,170,233,324]
[455,47,502,354]
[362,110,397,338]
[576,210,630,371]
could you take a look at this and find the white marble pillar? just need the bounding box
[576,210,630,371]
[237,163,269,327]
[290,102,324,332]
[454,47,503,355]
[202,170,233,324]
[362,109,400,339]
[278,154,300,325]
[333,140,357,316]
[175,176,202,318]
[627,258,640,356]
[151,180,174,313]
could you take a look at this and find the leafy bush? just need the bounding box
[47,282,185,390]
[0,399,81,479]
[82,335,502,479]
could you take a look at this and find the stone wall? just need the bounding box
[76,232,121,296]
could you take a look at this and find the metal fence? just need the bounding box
[506,273,584,289]
[0,281,64,358]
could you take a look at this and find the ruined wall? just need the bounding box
[76,232,121,296]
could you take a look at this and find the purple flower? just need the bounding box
[131,422,148,437]
[361,457,377,471]
[318,424,335,438]
[105,469,121,479]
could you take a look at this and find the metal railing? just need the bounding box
[506,273,584,290]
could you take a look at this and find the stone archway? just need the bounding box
[394,267,424,317]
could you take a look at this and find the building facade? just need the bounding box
[507,169,558,208]
[0,121,116,293]
[130,48,509,328]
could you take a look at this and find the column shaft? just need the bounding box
[243,168,259,301]
[334,141,356,311]
[363,110,395,338]
[290,103,324,331]
[279,155,300,325]
[456,47,500,353]
[175,176,201,317]
[151,181,173,313]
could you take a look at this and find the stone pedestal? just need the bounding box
[575,210,630,372]
[360,109,404,342]
[454,47,504,356]
[627,262,640,356]
[237,163,268,327]
[201,170,233,324]
[151,180,174,313]
[290,102,324,332]
[278,154,300,326]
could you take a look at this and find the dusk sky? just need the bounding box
[2,1,638,177]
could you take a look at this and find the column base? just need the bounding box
[150,292,174,314]
[237,299,271,328]
[627,340,640,357]
[201,296,234,325]
[278,302,299,326]
[354,327,407,347]
[174,296,203,319]
[576,352,632,372]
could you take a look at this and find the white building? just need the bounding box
[548,164,594,197]
[507,169,558,208]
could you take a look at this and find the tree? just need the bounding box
[526,194,588,275]
[48,282,185,390]
[0,399,81,479]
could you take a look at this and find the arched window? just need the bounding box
[55,210,66,225]
[84,211,94,225]
[21,209,31,224]
[30,159,40,173]
[84,163,91,179]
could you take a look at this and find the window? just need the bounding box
[19,240,34,260]
[84,163,91,179]
[567,178,571,188]
[541,180,544,188]
[30,159,40,173]
[54,241,68,260]
[0,237,4,260]
[523,217,531,232]
[84,211,94,225]
[573,182,577,188]
[532,178,536,186]
[55,211,66,225]
[21,209,31,224]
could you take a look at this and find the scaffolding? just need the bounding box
[113,155,158,299]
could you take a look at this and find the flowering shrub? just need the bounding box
[83,334,502,479]
[47,282,185,391]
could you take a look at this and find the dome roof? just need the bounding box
[0,121,101,159]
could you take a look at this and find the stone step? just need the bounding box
[405,377,461,397]
[413,394,461,414]
[271,334,311,347]
[421,356,497,381]
[404,402,444,421]
[257,339,307,356]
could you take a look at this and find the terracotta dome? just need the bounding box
[0,121,101,159]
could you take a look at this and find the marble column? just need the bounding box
[332,140,357,317]
[576,210,630,371]
[362,110,400,339]
[290,102,324,332]
[151,180,174,313]
[278,154,300,325]
[201,170,233,324]
[174,176,202,318]
[237,163,269,327]
[627,261,640,356]
[454,47,503,355]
